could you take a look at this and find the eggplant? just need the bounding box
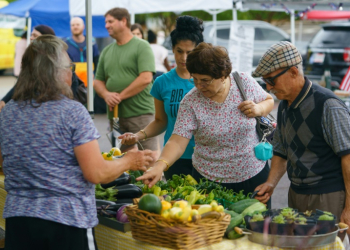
[96,199,117,207]
[101,172,131,189]
[113,184,143,199]
[98,209,117,218]
[99,203,132,212]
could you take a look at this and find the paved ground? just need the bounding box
[0,72,289,209]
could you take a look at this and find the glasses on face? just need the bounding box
[191,76,214,87]
[69,62,76,73]
[261,65,298,86]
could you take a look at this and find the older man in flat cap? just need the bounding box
[254,41,350,237]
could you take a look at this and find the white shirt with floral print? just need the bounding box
[173,72,268,183]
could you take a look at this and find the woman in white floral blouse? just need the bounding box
[138,42,274,204]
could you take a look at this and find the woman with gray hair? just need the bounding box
[0,35,155,250]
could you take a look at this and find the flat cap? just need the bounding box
[252,41,302,77]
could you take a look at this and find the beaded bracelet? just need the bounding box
[139,130,147,141]
[156,159,170,171]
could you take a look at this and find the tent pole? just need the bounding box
[233,7,237,22]
[131,13,135,25]
[85,0,94,118]
[298,19,303,42]
[26,17,31,47]
[290,9,295,45]
[213,11,217,45]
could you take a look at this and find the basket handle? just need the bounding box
[191,211,222,222]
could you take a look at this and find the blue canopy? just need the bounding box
[0,0,108,38]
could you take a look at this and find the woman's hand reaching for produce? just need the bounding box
[238,100,264,118]
[118,132,139,145]
[136,162,165,188]
[124,149,156,172]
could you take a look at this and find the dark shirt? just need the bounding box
[272,77,350,194]
[64,37,100,71]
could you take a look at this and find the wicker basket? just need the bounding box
[125,205,230,249]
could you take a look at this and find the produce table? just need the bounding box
[0,175,345,250]
[94,223,344,250]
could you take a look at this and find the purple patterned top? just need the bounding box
[173,72,267,183]
[0,97,100,228]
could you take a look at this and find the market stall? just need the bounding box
[92,150,347,250]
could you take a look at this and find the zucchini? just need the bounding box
[228,199,259,213]
[227,229,244,240]
[225,214,243,235]
[241,202,267,217]
[101,173,131,189]
[224,209,240,218]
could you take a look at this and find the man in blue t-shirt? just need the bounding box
[64,17,100,69]
[64,17,105,113]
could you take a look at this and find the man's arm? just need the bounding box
[341,154,350,234]
[119,71,153,101]
[254,155,287,203]
[94,79,120,110]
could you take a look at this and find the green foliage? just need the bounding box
[135,9,290,35]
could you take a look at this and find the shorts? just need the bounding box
[5,217,98,250]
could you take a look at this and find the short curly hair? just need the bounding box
[186,42,232,79]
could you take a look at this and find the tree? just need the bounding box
[136,9,290,35]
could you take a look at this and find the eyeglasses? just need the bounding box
[191,76,215,87]
[261,65,298,86]
[69,62,76,73]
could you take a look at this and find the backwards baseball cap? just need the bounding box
[252,41,302,77]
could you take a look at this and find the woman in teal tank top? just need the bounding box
[119,16,204,180]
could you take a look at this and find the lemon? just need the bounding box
[110,147,122,156]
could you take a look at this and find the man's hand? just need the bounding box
[103,92,121,111]
[340,206,350,234]
[254,182,275,204]
[0,101,5,112]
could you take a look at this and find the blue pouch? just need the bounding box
[254,142,273,161]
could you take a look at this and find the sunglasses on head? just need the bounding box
[261,65,298,86]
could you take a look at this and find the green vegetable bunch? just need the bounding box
[318,214,334,221]
[95,184,118,202]
[280,207,298,220]
[272,215,286,224]
[250,213,264,222]
[295,216,307,225]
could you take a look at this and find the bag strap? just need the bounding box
[233,71,276,126]
[233,71,248,101]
